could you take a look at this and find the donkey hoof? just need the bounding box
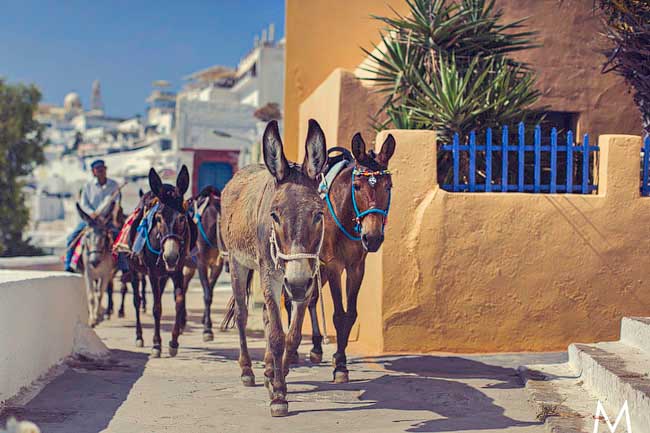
[151,347,161,358]
[241,374,255,387]
[309,351,323,364]
[270,399,289,417]
[118,311,125,318]
[169,346,178,357]
[135,339,144,348]
[203,332,214,342]
[334,370,349,384]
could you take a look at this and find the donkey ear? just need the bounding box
[302,119,327,180]
[351,132,367,162]
[176,165,190,196]
[377,134,396,166]
[76,203,93,225]
[139,188,144,198]
[262,120,289,182]
[149,168,163,198]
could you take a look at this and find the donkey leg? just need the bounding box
[131,273,144,347]
[332,264,364,384]
[150,277,163,358]
[203,258,224,341]
[283,300,307,376]
[231,260,254,386]
[97,276,109,325]
[328,269,349,383]
[307,271,326,364]
[118,274,128,318]
[85,271,96,327]
[169,273,185,357]
[283,287,292,327]
[106,280,114,318]
[197,264,214,341]
[261,268,288,417]
[140,275,147,313]
[282,288,300,365]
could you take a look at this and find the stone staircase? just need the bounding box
[519,317,650,433]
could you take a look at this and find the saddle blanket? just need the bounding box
[112,208,140,255]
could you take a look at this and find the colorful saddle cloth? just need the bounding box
[70,234,85,271]
[112,208,141,255]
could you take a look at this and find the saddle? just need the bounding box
[318,147,354,198]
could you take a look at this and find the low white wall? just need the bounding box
[0,256,62,271]
[0,271,107,405]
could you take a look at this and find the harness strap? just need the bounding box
[195,212,216,249]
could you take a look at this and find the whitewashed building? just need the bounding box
[175,25,285,194]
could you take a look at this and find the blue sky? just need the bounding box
[0,0,285,117]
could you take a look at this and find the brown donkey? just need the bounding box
[182,185,225,341]
[127,166,197,357]
[221,119,327,417]
[285,132,395,383]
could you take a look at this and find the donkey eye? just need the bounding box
[270,212,280,224]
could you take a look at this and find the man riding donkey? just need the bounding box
[64,159,127,274]
[64,159,129,326]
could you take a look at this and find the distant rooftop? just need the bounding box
[183,65,236,83]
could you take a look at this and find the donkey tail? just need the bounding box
[220,295,236,331]
[219,272,251,331]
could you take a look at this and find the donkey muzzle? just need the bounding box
[362,233,384,252]
[283,277,313,303]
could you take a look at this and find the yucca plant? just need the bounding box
[362,0,544,185]
[362,0,543,140]
[596,0,650,135]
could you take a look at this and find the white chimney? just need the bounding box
[269,23,275,43]
[261,29,267,43]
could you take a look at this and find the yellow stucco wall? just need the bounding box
[284,0,410,160]
[285,0,641,159]
[377,132,650,352]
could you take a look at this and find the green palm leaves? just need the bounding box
[362,0,542,143]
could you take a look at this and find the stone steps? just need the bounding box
[520,316,650,433]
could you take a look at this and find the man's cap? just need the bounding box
[90,159,106,169]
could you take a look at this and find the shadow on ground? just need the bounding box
[291,355,546,432]
[0,350,148,433]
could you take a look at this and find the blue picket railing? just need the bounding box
[440,122,599,194]
[641,136,650,196]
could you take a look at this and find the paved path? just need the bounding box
[5,280,565,433]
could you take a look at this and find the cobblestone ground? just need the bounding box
[5,279,565,433]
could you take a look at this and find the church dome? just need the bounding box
[63,92,82,112]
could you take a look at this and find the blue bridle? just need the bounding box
[324,166,391,242]
[195,211,215,249]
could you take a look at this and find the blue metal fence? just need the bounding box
[440,122,599,194]
[642,136,650,196]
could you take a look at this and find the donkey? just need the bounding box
[285,132,395,384]
[105,201,148,318]
[76,202,117,327]
[182,185,226,341]
[127,166,196,357]
[221,119,327,417]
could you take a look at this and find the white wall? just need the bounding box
[0,271,107,404]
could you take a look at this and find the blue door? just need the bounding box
[198,162,233,192]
